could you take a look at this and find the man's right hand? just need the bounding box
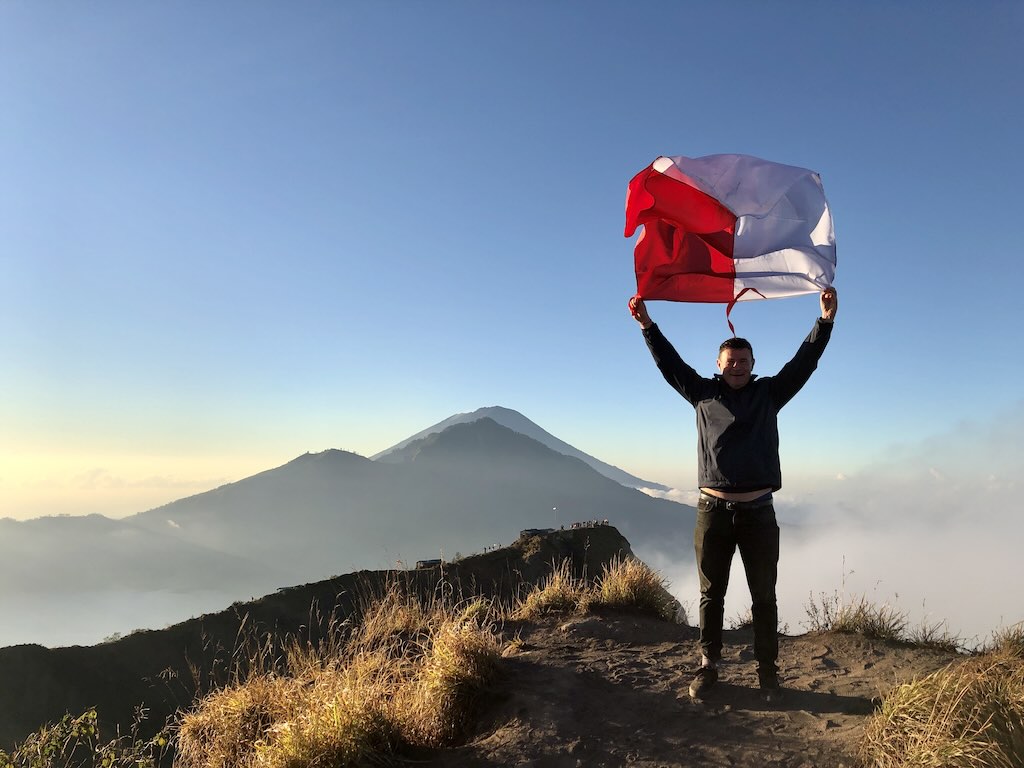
[820,288,838,322]
[629,295,653,329]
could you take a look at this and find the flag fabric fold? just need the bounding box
[625,154,836,305]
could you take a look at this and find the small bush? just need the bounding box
[0,708,168,768]
[860,654,1024,767]
[803,589,843,633]
[728,608,754,630]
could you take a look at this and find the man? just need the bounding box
[628,288,838,703]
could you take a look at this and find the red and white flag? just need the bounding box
[625,154,836,306]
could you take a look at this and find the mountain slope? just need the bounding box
[373,405,669,491]
[128,419,693,588]
[0,526,633,751]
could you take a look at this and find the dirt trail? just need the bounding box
[428,612,959,767]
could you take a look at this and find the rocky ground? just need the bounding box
[427,612,960,768]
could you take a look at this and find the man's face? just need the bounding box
[717,347,754,389]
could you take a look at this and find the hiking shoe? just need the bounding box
[688,665,718,701]
[758,669,784,703]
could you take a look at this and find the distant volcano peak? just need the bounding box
[372,406,668,492]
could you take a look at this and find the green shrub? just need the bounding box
[0,708,168,768]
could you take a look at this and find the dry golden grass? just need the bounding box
[512,558,590,620]
[513,556,681,623]
[393,614,502,747]
[987,621,1024,659]
[860,653,1024,768]
[176,675,301,768]
[588,555,680,622]
[175,581,502,768]
[262,653,401,768]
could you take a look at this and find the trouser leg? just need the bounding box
[736,504,780,673]
[694,498,736,663]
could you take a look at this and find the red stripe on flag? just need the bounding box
[626,164,738,303]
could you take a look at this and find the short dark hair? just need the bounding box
[719,337,753,356]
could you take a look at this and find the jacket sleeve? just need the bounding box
[770,318,833,409]
[642,323,708,406]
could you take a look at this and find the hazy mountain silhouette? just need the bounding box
[373,406,670,491]
[128,417,693,588]
[0,513,284,594]
[2,408,694,649]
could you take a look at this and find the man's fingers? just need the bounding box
[629,295,642,318]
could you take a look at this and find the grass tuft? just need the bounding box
[860,654,1024,768]
[394,613,502,747]
[262,653,399,768]
[175,580,502,768]
[175,675,302,768]
[804,591,908,642]
[512,559,589,620]
[588,555,681,622]
[513,556,682,623]
[986,621,1024,659]
[907,618,965,655]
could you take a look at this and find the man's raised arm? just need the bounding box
[771,288,838,408]
[629,294,708,406]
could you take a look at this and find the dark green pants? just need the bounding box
[694,494,780,672]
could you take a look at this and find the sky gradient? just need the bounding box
[3,1,1023,523]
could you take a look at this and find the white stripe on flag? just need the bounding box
[733,247,835,300]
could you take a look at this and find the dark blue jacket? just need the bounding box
[643,319,833,492]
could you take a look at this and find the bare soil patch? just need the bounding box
[426,612,959,768]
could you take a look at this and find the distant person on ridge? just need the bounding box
[628,288,838,703]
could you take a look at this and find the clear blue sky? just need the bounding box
[3,1,1022,519]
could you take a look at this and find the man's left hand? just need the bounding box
[820,288,838,322]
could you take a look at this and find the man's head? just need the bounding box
[717,337,754,389]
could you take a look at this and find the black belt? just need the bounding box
[700,491,774,511]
